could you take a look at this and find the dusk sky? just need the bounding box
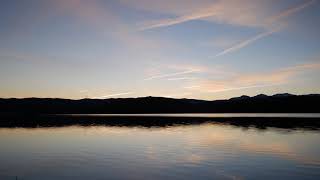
[1,0,320,100]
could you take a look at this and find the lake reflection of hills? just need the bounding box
[1,93,320,129]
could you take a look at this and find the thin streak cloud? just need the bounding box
[195,61,320,94]
[144,70,199,80]
[167,77,197,81]
[207,84,282,93]
[213,0,315,58]
[139,0,315,31]
[266,0,316,24]
[93,92,133,99]
[140,10,217,31]
[184,85,201,89]
[213,29,278,58]
[137,0,265,31]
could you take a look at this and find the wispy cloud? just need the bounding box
[206,84,282,93]
[236,62,320,85]
[213,29,278,58]
[135,0,315,59]
[184,85,201,89]
[213,0,315,57]
[144,69,199,80]
[55,0,168,57]
[189,61,320,94]
[140,8,218,30]
[167,77,197,81]
[138,0,315,31]
[93,92,133,99]
[137,0,268,30]
[266,0,316,24]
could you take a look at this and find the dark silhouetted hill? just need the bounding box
[0,93,319,114]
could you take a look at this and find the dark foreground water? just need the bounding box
[0,115,320,179]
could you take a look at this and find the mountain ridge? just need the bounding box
[0,93,319,114]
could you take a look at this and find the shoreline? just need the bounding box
[1,113,320,130]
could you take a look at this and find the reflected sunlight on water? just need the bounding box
[0,122,320,179]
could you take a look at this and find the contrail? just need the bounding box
[213,29,278,58]
[167,77,197,81]
[267,0,316,24]
[144,69,199,80]
[140,10,217,31]
[213,0,315,58]
[207,84,281,93]
[93,92,133,99]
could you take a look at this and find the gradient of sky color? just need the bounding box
[0,0,320,100]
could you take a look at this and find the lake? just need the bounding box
[0,115,320,179]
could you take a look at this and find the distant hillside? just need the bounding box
[0,93,319,114]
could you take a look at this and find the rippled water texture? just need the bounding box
[1,120,320,179]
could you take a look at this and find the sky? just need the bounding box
[0,0,320,100]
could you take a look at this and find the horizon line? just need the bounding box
[1,93,318,101]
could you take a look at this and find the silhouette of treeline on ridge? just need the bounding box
[0,93,319,114]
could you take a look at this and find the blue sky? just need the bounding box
[0,0,320,100]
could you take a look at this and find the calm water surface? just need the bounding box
[1,119,320,179]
